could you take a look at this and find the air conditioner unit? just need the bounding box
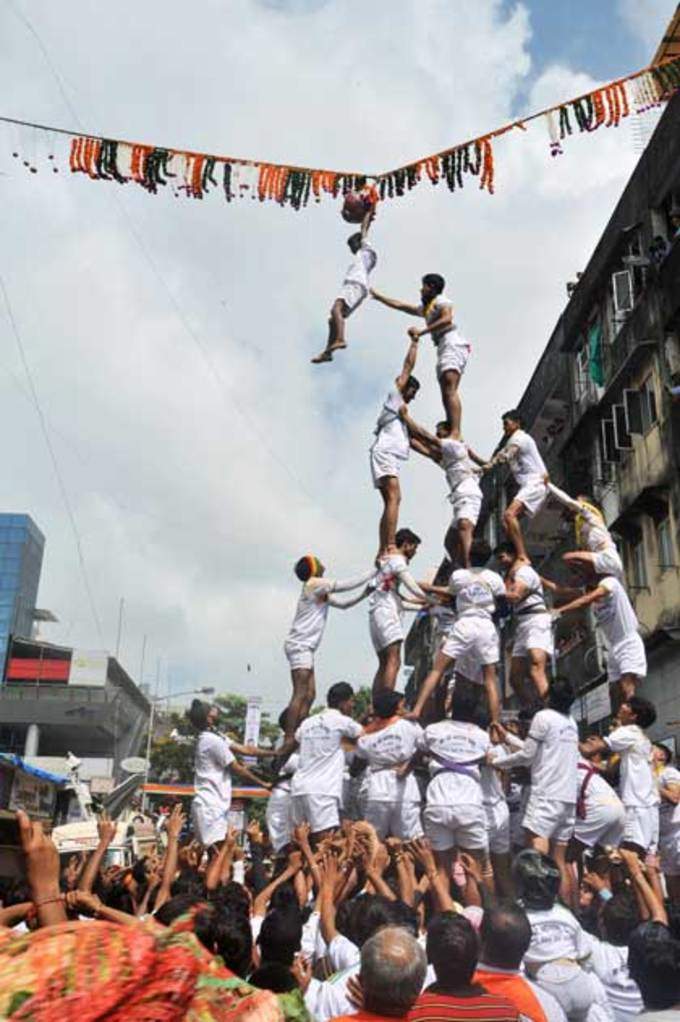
[612,269,634,316]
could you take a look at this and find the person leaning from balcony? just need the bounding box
[546,567,646,706]
[187,699,273,849]
[581,698,660,871]
[495,541,553,705]
[472,410,548,567]
[542,478,624,582]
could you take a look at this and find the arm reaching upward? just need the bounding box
[370,289,423,317]
[401,410,440,451]
[410,436,439,462]
[395,336,420,392]
[546,482,583,514]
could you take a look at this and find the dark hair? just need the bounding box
[422,273,445,295]
[103,882,136,915]
[601,893,640,946]
[654,742,673,766]
[493,541,516,559]
[250,962,298,993]
[198,904,253,977]
[212,880,251,917]
[628,921,680,1010]
[427,912,478,987]
[373,689,403,719]
[258,909,303,966]
[480,901,532,970]
[502,409,522,426]
[450,685,479,725]
[628,697,657,730]
[347,232,363,249]
[512,849,560,911]
[187,698,211,731]
[352,895,417,947]
[404,375,420,394]
[171,871,207,900]
[327,681,354,709]
[294,556,316,582]
[155,893,205,926]
[395,527,421,548]
[269,884,300,915]
[547,677,576,715]
[470,540,492,568]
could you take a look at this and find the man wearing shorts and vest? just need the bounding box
[545,480,624,581]
[496,542,553,705]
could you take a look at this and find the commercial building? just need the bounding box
[0,514,45,673]
[406,91,680,744]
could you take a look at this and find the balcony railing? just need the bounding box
[603,293,660,389]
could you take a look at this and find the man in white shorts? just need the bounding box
[551,572,646,704]
[370,273,470,434]
[370,334,421,556]
[476,707,514,897]
[653,743,680,901]
[475,409,548,565]
[355,690,423,841]
[495,541,553,705]
[282,554,374,746]
[417,685,494,894]
[493,679,579,906]
[572,747,625,853]
[290,681,362,840]
[582,697,660,859]
[312,207,376,364]
[545,480,624,580]
[400,412,482,569]
[409,543,506,728]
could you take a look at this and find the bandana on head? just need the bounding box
[303,554,321,579]
[575,499,604,548]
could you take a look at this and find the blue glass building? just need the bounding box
[0,514,45,672]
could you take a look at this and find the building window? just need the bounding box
[657,518,675,570]
[629,537,648,589]
[640,376,658,432]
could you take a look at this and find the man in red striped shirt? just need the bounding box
[409,913,519,1022]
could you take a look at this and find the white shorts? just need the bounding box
[283,640,314,671]
[522,792,575,844]
[291,793,340,835]
[514,479,548,519]
[191,799,229,847]
[451,493,482,528]
[607,634,647,683]
[370,447,406,488]
[485,800,511,855]
[436,334,471,380]
[513,613,554,657]
[623,805,659,853]
[442,615,499,667]
[592,547,624,579]
[509,787,530,850]
[266,788,294,854]
[424,800,488,851]
[659,825,680,875]
[574,801,626,849]
[365,800,423,841]
[369,603,404,653]
[337,282,367,313]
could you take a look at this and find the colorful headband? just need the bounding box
[303,554,321,579]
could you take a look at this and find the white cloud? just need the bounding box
[618,0,677,55]
[0,0,662,712]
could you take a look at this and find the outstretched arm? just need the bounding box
[546,482,582,515]
[231,758,272,789]
[410,306,453,340]
[401,410,440,451]
[330,568,375,594]
[410,436,439,462]
[327,587,371,610]
[540,575,584,601]
[398,566,432,603]
[504,577,530,605]
[370,289,423,317]
[466,446,487,468]
[553,585,607,618]
[395,336,420,392]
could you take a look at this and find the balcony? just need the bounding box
[603,293,660,392]
[660,235,680,324]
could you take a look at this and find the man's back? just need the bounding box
[409,987,519,1022]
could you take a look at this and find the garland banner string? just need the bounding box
[3,54,680,210]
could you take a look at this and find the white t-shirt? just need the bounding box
[369,553,421,614]
[605,725,659,808]
[594,577,640,648]
[343,241,377,290]
[356,718,422,803]
[286,578,333,650]
[273,752,300,795]
[525,903,590,965]
[483,745,508,806]
[525,709,579,802]
[513,565,548,614]
[291,708,362,800]
[372,388,409,459]
[440,439,481,500]
[659,765,680,830]
[193,731,235,809]
[582,934,644,1020]
[424,294,455,345]
[449,567,505,620]
[505,429,547,486]
[418,719,490,807]
[577,759,623,812]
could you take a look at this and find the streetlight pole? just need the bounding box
[141,685,215,813]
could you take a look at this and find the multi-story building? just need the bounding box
[0,514,45,672]
[406,91,680,743]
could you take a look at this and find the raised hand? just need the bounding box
[166,804,186,841]
[291,954,313,994]
[97,812,117,846]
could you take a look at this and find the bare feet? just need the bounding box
[311,350,333,364]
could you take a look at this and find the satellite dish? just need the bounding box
[121,757,149,774]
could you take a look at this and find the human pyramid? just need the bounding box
[264,190,679,910]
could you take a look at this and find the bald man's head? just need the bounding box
[360,926,426,1017]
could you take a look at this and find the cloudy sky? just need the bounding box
[0,0,675,714]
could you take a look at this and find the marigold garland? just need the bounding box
[19,53,680,211]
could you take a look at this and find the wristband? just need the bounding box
[598,888,613,902]
[34,894,64,908]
